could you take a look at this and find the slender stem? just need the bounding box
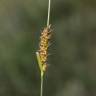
[40,75,43,96]
[47,0,51,26]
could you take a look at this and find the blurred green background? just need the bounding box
[0,0,96,96]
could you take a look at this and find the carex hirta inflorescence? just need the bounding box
[36,25,52,75]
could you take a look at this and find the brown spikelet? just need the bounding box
[38,25,52,72]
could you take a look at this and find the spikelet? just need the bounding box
[36,25,51,76]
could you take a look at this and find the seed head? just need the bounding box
[38,25,51,72]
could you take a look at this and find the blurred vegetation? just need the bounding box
[0,0,96,96]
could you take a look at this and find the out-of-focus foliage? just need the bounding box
[0,0,96,96]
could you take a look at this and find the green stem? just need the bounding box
[47,0,51,26]
[40,74,43,96]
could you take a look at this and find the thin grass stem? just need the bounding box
[40,75,43,96]
[47,0,51,26]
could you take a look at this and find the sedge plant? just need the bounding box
[36,0,52,96]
